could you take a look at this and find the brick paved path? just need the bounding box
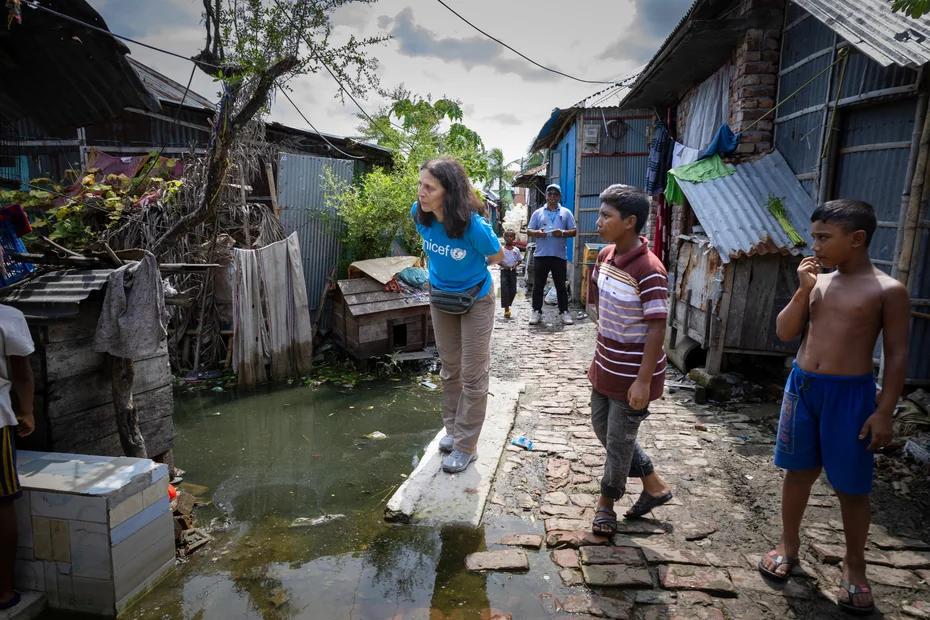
[481,282,930,620]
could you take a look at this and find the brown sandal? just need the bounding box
[592,506,617,536]
[837,579,875,616]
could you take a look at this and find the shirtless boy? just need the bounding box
[758,199,910,615]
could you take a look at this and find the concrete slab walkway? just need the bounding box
[384,378,523,526]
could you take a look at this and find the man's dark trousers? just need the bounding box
[532,256,568,313]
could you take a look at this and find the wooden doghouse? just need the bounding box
[332,257,434,360]
[666,152,813,375]
[1,269,174,458]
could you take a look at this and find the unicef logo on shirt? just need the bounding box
[451,248,467,261]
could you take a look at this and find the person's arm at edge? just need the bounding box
[628,319,665,410]
[10,355,34,437]
[860,283,910,450]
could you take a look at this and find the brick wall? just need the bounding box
[729,3,783,156]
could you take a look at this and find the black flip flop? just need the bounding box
[625,490,673,519]
[0,592,21,610]
[837,579,876,616]
[757,550,799,582]
[592,506,617,536]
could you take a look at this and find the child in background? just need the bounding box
[758,199,910,616]
[500,230,522,319]
[587,185,672,535]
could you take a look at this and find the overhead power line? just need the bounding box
[21,0,220,69]
[277,86,365,160]
[434,0,622,85]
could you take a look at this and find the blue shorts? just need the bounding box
[774,363,877,495]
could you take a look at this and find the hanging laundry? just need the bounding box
[664,155,736,205]
[645,120,673,196]
[233,233,314,387]
[699,124,741,160]
[93,252,167,359]
[671,142,701,169]
[0,204,31,237]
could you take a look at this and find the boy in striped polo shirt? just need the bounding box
[587,185,673,536]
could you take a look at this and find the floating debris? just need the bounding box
[289,514,346,528]
[366,431,388,440]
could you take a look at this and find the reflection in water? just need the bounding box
[108,381,496,620]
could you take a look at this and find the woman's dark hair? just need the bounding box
[416,157,484,239]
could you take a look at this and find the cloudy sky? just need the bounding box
[93,0,693,165]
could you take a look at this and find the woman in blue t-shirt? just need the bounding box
[414,157,504,474]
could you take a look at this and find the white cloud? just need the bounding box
[95,0,669,164]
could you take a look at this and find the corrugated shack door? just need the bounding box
[277,153,354,331]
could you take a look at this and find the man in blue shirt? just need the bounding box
[527,184,577,325]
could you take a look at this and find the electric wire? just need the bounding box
[434,0,623,85]
[277,86,366,160]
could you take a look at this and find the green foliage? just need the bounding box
[487,148,517,208]
[322,163,421,269]
[0,159,184,250]
[323,88,491,269]
[216,0,384,99]
[891,0,929,18]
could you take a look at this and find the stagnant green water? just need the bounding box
[88,380,562,620]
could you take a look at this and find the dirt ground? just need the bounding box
[482,280,930,620]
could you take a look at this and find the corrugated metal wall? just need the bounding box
[577,108,652,251]
[277,153,354,331]
[550,122,577,261]
[775,1,928,383]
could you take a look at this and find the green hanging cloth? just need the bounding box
[664,154,736,205]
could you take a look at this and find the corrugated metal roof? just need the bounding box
[512,163,547,187]
[792,0,930,68]
[0,269,111,320]
[127,58,215,111]
[0,0,160,131]
[676,151,814,263]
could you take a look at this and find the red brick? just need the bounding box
[736,143,755,154]
[742,51,761,63]
[761,50,781,63]
[759,74,778,85]
[658,564,737,597]
[743,61,778,74]
[740,131,770,143]
[739,84,776,98]
[552,548,580,568]
[764,28,781,39]
[740,74,761,87]
[756,97,775,109]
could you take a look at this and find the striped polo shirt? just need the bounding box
[586,239,669,402]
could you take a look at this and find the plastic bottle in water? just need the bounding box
[510,436,533,451]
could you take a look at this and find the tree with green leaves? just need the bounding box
[487,148,517,210]
[891,0,929,18]
[150,0,384,255]
[324,88,490,267]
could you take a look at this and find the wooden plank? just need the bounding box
[705,264,735,375]
[71,416,174,459]
[359,322,389,344]
[45,338,167,381]
[350,297,429,317]
[337,278,384,296]
[46,304,102,343]
[739,256,781,350]
[46,354,171,419]
[51,385,173,450]
[725,260,752,348]
[344,290,408,306]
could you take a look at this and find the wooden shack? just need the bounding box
[0,269,174,459]
[332,257,434,360]
[666,152,812,375]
